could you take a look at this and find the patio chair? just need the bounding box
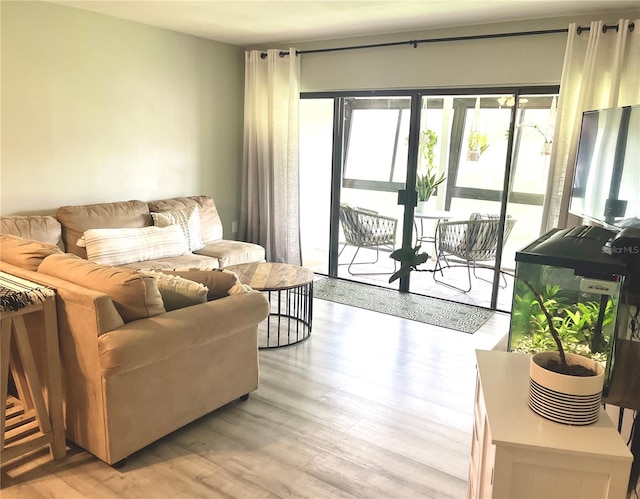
[338,204,398,275]
[433,214,516,292]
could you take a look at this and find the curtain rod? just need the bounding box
[577,22,635,35]
[262,22,634,59]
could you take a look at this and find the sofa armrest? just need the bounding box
[97,291,269,376]
[0,261,124,335]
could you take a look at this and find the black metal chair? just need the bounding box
[338,204,398,275]
[433,214,516,292]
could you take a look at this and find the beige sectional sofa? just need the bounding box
[0,196,269,465]
[55,195,265,269]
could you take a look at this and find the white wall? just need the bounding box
[3,3,638,227]
[290,13,640,92]
[0,1,244,235]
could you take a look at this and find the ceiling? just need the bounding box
[49,1,639,46]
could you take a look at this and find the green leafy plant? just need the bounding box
[511,281,612,363]
[415,129,445,202]
[419,129,438,168]
[467,131,488,160]
[416,170,446,202]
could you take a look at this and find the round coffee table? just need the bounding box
[226,262,314,348]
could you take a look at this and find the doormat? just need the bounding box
[313,278,493,334]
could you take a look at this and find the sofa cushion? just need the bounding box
[194,240,266,268]
[139,270,208,311]
[56,200,151,258]
[147,196,223,243]
[1,215,64,250]
[151,206,205,252]
[38,253,165,322]
[0,234,63,272]
[78,226,189,266]
[156,268,248,301]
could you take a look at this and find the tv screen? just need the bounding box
[569,104,640,229]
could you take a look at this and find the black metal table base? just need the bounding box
[259,281,313,348]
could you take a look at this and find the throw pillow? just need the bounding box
[139,270,208,311]
[38,253,165,322]
[154,268,250,301]
[151,206,205,252]
[77,225,189,266]
[0,234,63,272]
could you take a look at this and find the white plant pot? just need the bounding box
[417,200,429,213]
[528,351,604,426]
[416,198,436,214]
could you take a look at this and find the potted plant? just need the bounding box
[416,129,445,210]
[388,245,605,425]
[416,169,446,208]
[467,130,488,161]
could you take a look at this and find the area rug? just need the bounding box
[313,277,493,334]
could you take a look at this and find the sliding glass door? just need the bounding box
[299,99,334,275]
[408,96,508,305]
[299,87,559,311]
[497,94,558,308]
[336,96,411,287]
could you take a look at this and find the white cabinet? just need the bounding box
[469,350,632,499]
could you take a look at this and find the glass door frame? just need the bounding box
[302,85,560,310]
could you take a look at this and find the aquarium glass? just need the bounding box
[508,260,623,390]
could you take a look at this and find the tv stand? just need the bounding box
[469,350,632,499]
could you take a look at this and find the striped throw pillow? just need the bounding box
[151,206,205,252]
[78,225,189,266]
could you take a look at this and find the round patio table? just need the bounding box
[226,262,313,348]
[414,209,452,249]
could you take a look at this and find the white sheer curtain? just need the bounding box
[541,19,640,232]
[239,48,302,264]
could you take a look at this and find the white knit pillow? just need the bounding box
[139,270,208,311]
[151,206,205,252]
[78,225,189,266]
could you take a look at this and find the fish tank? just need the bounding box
[508,225,627,394]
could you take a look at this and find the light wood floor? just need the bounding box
[1,297,510,498]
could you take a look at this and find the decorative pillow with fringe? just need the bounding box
[138,270,208,311]
[145,268,252,301]
[151,206,205,252]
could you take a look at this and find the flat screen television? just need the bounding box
[569,104,640,229]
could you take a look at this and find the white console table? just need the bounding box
[469,350,632,499]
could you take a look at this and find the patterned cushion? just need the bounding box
[78,225,189,266]
[139,270,208,311]
[150,206,205,252]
